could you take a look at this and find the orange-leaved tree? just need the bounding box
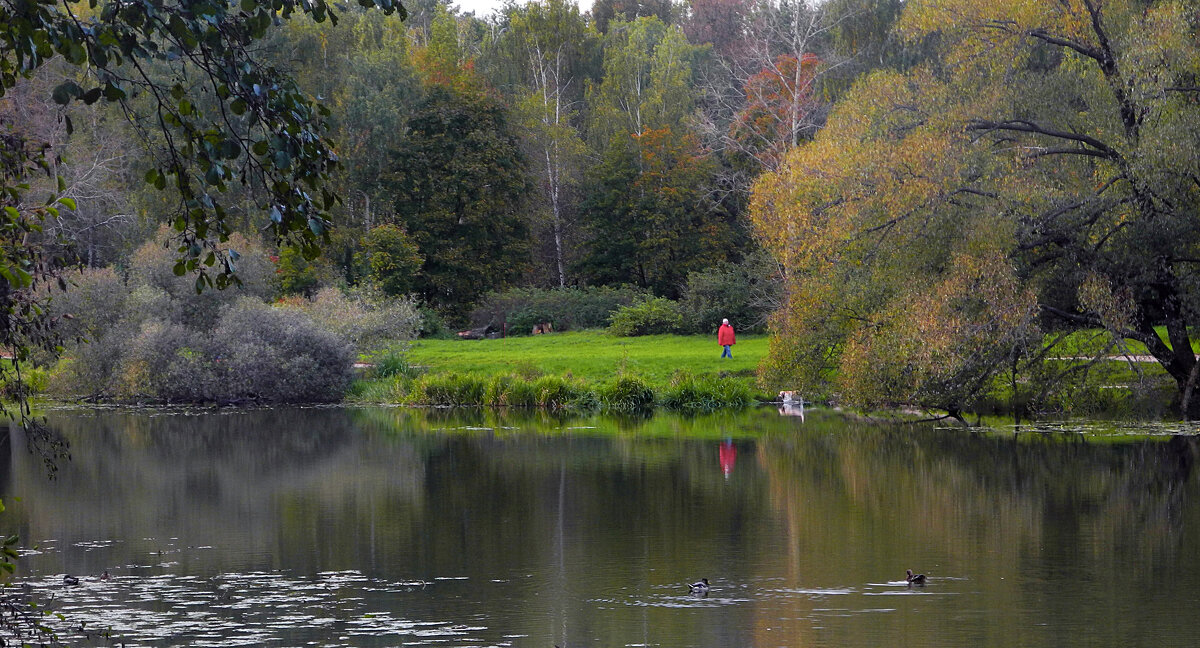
[730,52,822,170]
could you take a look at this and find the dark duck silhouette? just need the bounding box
[905,569,927,585]
[688,578,710,595]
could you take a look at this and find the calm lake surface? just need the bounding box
[1,406,1199,647]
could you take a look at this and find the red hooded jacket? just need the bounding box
[718,323,736,346]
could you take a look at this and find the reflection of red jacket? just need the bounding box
[718,323,736,346]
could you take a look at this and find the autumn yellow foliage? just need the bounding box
[751,0,1200,415]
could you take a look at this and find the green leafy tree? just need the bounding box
[579,126,731,296]
[386,84,531,319]
[497,0,597,287]
[580,17,732,295]
[751,0,1200,417]
[587,17,700,144]
[279,8,422,235]
[363,224,423,297]
[276,246,336,297]
[591,0,677,34]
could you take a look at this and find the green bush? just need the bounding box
[485,375,539,408]
[599,375,656,411]
[607,298,684,337]
[532,375,583,410]
[659,372,756,413]
[472,286,648,334]
[417,305,453,339]
[346,375,414,403]
[0,364,50,400]
[408,373,487,406]
[276,245,336,297]
[371,345,421,380]
[362,224,423,298]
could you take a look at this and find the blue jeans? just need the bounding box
[721,345,732,358]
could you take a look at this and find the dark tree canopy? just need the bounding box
[386,84,531,319]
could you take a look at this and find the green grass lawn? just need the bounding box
[406,330,767,387]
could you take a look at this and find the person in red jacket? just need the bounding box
[718,318,736,358]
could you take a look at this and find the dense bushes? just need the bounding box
[282,286,420,353]
[55,296,356,403]
[598,375,657,411]
[406,373,595,410]
[675,259,779,334]
[124,229,278,330]
[467,263,778,338]
[607,298,684,336]
[379,371,751,412]
[659,373,756,413]
[471,286,647,334]
[46,233,367,403]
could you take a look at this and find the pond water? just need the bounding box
[0,406,1199,647]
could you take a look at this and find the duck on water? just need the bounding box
[906,569,927,585]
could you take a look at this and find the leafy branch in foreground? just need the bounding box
[0,0,404,420]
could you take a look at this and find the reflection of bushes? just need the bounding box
[980,359,1176,418]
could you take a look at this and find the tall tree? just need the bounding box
[579,125,731,295]
[386,82,531,318]
[587,17,702,142]
[682,0,751,58]
[278,9,423,234]
[750,0,1200,417]
[701,0,848,174]
[580,17,732,295]
[497,0,596,287]
[728,51,821,169]
[591,0,676,34]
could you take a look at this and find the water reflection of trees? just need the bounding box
[2,407,1196,647]
[753,420,1200,647]
[3,409,429,576]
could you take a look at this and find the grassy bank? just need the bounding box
[349,331,770,411]
[406,331,766,384]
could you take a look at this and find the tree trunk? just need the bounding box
[1139,313,1200,418]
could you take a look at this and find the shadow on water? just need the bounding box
[0,406,1196,647]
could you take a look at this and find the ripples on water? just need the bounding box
[17,567,495,647]
[4,408,1198,647]
[13,559,976,646]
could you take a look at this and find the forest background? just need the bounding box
[4,0,1199,419]
[1,0,910,405]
